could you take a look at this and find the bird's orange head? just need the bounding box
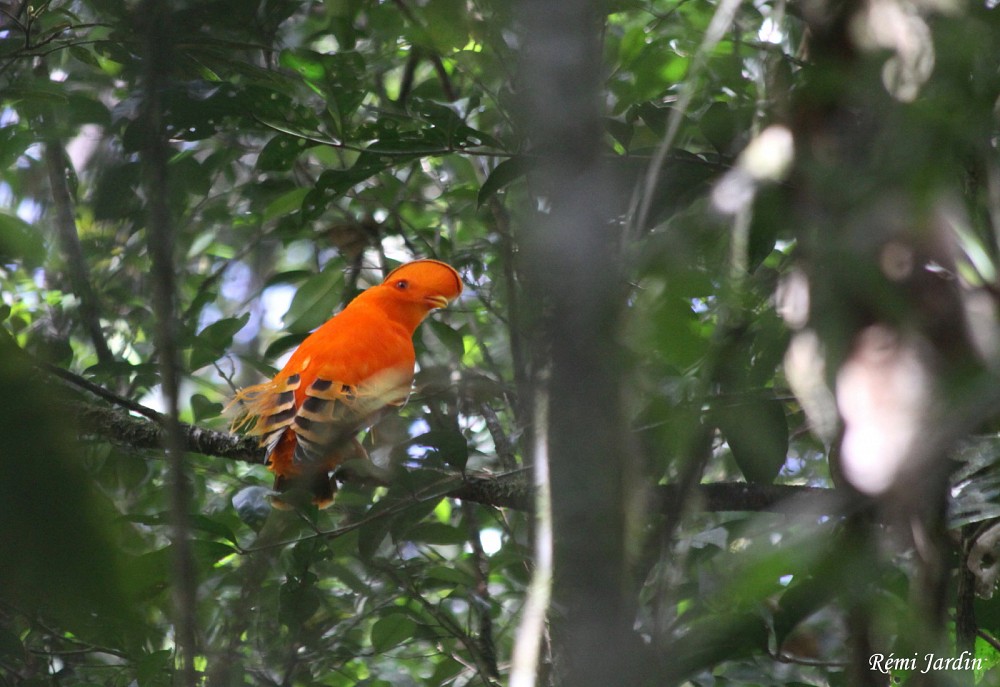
[358,259,463,332]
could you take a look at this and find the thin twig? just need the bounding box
[629,0,743,235]
[44,142,114,365]
[480,403,517,471]
[463,501,500,678]
[978,628,1000,652]
[509,384,553,687]
[42,360,164,421]
[379,558,499,687]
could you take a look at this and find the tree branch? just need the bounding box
[70,401,262,463]
[63,393,838,516]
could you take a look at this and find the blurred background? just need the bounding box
[3,0,1000,684]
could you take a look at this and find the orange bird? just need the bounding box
[230,259,463,508]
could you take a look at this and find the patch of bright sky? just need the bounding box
[479,528,503,556]
[381,234,411,262]
[758,16,785,44]
[219,261,253,303]
[262,284,295,330]
[196,304,223,331]
[407,418,432,459]
[285,239,315,265]
[408,418,431,438]
[17,199,42,223]
[19,143,41,168]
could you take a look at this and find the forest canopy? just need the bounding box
[3,0,1000,686]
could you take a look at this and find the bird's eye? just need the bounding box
[395,279,409,290]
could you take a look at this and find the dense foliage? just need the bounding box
[4,0,1000,685]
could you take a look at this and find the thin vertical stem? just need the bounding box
[509,385,553,687]
[138,1,199,683]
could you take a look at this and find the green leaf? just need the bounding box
[0,213,45,267]
[66,93,112,127]
[409,429,469,471]
[0,126,36,169]
[282,267,344,333]
[258,134,314,172]
[92,162,142,221]
[428,657,465,685]
[190,393,222,422]
[190,515,240,547]
[190,539,237,567]
[714,394,789,484]
[300,159,392,221]
[263,186,310,220]
[0,625,23,658]
[279,50,326,80]
[421,0,468,51]
[478,156,533,206]
[662,612,770,683]
[699,101,740,154]
[190,313,250,370]
[772,576,836,646]
[428,319,466,360]
[426,564,474,586]
[135,650,173,686]
[279,575,322,627]
[404,522,467,546]
[264,332,308,359]
[370,612,417,652]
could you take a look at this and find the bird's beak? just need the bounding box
[425,295,452,309]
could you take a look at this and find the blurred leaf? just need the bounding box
[0,126,36,169]
[715,394,789,484]
[135,649,173,687]
[190,515,240,547]
[282,267,343,333]
[663,612,769,683]
[478,156,532,206]
[428,319,466,360]
[699,101,740,154]
[264,332,309,360]
[190,313,250,370]
[0,625,23,658]
[279,574,322,627]
[409,429,469,471]
[0,338,144,648]
[92,162,142,221]
[773,576,835,646]
[232,485,272,531]
[370,612,418,652]
[258,134,315,172]
[0,212,45,267]
[404,522,466,546]
[190,392,222,422]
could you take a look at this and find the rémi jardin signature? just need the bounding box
[870,652,982,674]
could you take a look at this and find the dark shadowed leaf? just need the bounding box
[478,156,533,206]
[715,394,789,484]
[371,612,418,652]
[190,313,250,370]
[0,213,45,266]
